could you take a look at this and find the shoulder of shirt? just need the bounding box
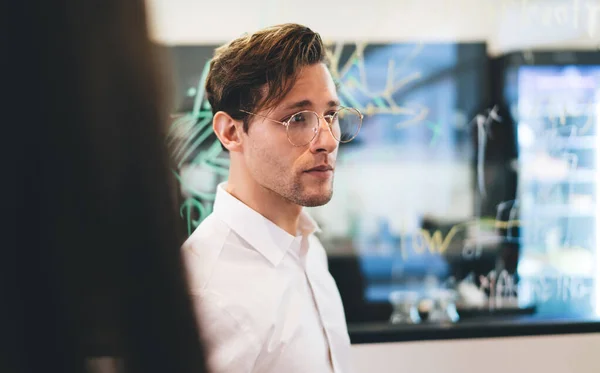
[181,213,230,293]
[182,215,268,348]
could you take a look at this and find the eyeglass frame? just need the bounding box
[239,107,363,147]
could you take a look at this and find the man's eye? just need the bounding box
[290,113,307,122]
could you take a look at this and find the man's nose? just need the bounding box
[309,117,338,153]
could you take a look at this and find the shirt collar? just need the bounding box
[212,182,321,266]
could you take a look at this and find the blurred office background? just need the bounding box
[152,0,600,328]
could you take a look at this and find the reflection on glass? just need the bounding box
[514,65,599,317]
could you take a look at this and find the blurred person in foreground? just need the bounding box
[182,23,363,373]
[5,1,208,373]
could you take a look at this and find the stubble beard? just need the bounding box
[283,174,334,207]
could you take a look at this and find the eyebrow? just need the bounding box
[284,99,341,111]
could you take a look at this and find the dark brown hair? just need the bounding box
[205,23,327,132]
[5,1,208,373]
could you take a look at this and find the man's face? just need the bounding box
[242,63,339,207]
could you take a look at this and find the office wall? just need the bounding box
[146,0,492,44]
[146,0,600,54]
[351,333,600,373]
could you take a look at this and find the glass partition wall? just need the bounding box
[167,44,599,326]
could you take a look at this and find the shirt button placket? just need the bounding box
[305,255,339,372]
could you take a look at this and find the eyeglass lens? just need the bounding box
[286,108,362,146]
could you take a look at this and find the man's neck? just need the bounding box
[225,176,302,236]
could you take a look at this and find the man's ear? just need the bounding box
[213,111,243,152]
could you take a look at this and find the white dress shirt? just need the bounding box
[182,182,352,373]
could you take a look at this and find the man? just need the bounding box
[182,23,363,373]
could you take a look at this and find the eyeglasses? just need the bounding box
[240,107,363,147]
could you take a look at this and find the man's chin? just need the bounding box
[297,191,333,207]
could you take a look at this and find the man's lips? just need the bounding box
[305,165,334,172]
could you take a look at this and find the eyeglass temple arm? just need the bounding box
[239,109,287,126]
